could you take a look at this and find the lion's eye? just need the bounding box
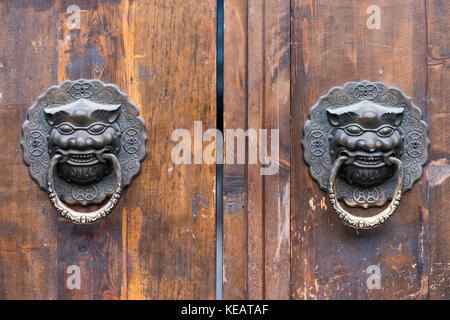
[377,126,394,137]
[88,124,107,135]
[344,125,363,136]
[57,124,75,135]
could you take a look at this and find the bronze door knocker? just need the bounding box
[303,81,429,229]
[22,80,147,224]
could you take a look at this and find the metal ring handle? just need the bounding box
[328,155,404,229]
[47,153,122,224]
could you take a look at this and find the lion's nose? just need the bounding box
[68,135,88,150]
[357,134,378,152]
[86,138,94,147]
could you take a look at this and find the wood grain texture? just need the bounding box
[221,0,448,300]
[0,0,216,299]
[0,0,448,300]
[291,0,429,299]
[427,0,450,300]
[223,0,247,299]
[223,0,290,299]
[56,0,129,300]
[0,0,58,300]
[125,0,216,299]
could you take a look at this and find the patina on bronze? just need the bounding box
[303,81,428,229]
[22,79,147,224]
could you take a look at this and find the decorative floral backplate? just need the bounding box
[302,81,429,208]
[21,79,147,205]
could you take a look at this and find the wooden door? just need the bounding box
[223,0,449,299]
[0,0,448,300]
[0,0,216,299]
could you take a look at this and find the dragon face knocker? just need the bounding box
[22,80,147,224]
[303,81,428,229]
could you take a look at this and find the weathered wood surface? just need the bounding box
[0,0,216,299]
[56,0,130,300]
[0,0,58,300]
[427,0,450,299]
[125,0,216,299]
[0,0,448,300]
[291,0,429,299]
[223,0,290,299]
[223,0,448,299]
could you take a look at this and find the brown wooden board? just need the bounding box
[0,0,448,300]
[427,0,450,299]
[223,0,448,299]
[223,0,290,299]
[0,0,58,300]
[125,0,216,299]
[56,0,130,300]
[291,0,429,299]
[0,0,216,299]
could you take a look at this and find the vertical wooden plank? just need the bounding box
[247,0,264,300]
[223,0,248,299]
[426,0,450,300]
[291,0,428,299]
[0,0,58,299]
[56,0,129,299]
[262,0,290,300]
[126,0,216,299]
[223,0,290,299]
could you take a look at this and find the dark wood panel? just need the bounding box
[290,0,429,299]
[223,0,290,299]
[0,0,58,299]
[125,0,216,299]
[427,0,450,300]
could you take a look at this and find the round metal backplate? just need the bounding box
[22,79,147,206]
[302,81,429,208]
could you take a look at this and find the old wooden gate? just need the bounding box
[0,0,448,299]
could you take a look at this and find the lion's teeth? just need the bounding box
[69,153,96,162]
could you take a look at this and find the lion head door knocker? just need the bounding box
[303,81,428,229]
[22,80,147,224]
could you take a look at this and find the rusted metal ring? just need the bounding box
[328,155,404,229]
[47,153,122,224]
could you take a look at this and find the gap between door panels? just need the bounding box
[216,0,224,300]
